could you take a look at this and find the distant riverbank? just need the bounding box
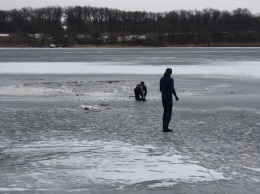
[1,42,260,48]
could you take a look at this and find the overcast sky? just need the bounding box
[1,0,260,14]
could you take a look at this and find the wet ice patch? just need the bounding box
[178,88,213,96]
[216,106,260,115]
[243,166,260,173]
[211,84,230,88]
[0,188,29,191]
[198,121,206,125]
[179,88,195,96]
[0,85,72,96]
[3,140,227,189]
[80,104,108,111]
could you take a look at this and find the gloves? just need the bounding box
[175,96,179,101]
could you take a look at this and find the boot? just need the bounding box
[163,124,172,132]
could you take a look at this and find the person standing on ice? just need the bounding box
[160,68,179,132]
[134,81,147,101]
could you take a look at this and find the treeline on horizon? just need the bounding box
[1,6,260,47]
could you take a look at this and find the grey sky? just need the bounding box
[1,0,260,13]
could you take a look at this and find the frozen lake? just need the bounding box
[1,47,260,64]
[1,48,260,78]
[0,48,260,194]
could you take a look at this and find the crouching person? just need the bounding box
[134,81,147,101]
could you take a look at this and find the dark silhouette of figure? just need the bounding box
[134,81,147,101]
[160,68,179,132]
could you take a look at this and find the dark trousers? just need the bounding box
[162,97,173,125]
[134,89,144,100]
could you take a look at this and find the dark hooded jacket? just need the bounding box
[160,72,177,99]
[134,83,147,96]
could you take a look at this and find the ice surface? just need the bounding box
[243,166,260,173]
[79,105,107,111]
[0,61,260,78]
[1,48,260,193]
[0,85,68,96]
[3,140,227,188]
